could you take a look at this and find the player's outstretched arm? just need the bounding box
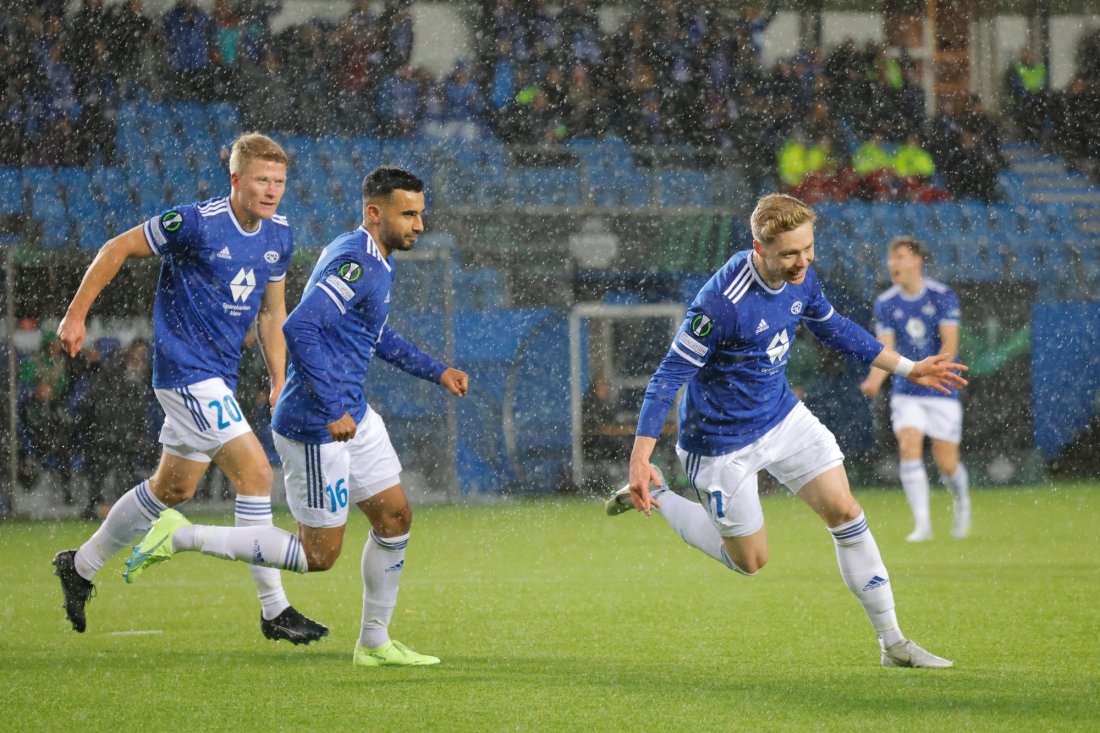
[58,226,153,357]
[871,349,968,395]
[628,436,664,516]
[860,331,895,398]
[439,367,469,397]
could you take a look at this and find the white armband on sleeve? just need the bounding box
[893,357,915,378]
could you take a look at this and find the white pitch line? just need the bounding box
[108,629,164,636]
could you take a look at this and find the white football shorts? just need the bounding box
[890,395,962,444]
[675,402,845,538]
[155,377,253,463]
[274,409,402,529]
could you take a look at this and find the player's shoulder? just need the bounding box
[706,250,755,306]
[925,278,955,296]
[194,196,230,219]
[876,285,901,303]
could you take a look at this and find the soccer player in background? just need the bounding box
[607,193,964,668]
[860,237,970,541]
[124,167,469,667]
[53,133,328,645]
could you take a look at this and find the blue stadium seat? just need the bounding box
[657,169,706,207]
[454,267,504,309]
[1009,241,1042,282]
[350,137,383,168]
[513,168,581,207]
[0,167,22,216]
[616,168,652,207]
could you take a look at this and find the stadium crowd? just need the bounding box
[7,319,277,518]
[6,0,1097,201]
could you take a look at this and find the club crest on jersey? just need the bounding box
[162,211,183,232]
[790,301,803,315]
[230,268,256,302]
[338,262,363,282]
[264,250,280,264]
[921,302,936,316]
[690,314,713,338]
[766,329,790,364]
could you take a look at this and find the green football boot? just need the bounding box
[352,640,441,667]
[123,508,191,584]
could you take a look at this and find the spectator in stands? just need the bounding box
[893,134,948,202]
[1002,46,1049,142]
[377,64,422,138]
[77,339,157,521]
[1051,74,1100,167]
[65,0,109,80]
[103,0,156,97]
[851,129,895,200]
[162,0,215,100]
[76,37,119,164]
[439,59,487,141]
[19,378,75,504]
[240,50,291,132]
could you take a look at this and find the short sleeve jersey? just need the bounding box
[873,279,961,399]
[142,197,293,390]
[272,227,395,443]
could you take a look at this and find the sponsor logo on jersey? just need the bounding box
[162,211,183,232]
[677,331,709,358]
[766,329,790,364]
[216,247,231,259]
[324,273,355,301]
[230,268,256,302]
[338,262,363,282]
[690,314,712,338]
[790,301,803,315]
[264,250,280,264]
[755,318,769,334]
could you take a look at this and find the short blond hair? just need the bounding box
[750,193,816,244]
[228,132,288,174]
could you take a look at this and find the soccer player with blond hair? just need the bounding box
[607,193,963,668]
[53,133,327,644]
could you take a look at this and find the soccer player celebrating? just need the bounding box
[53,133,328,645]
[860,237,970,541]
[125,167,469,667]
[607,194,964,668]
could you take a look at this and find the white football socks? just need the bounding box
[899,459,931,533]
[235,496,290,621]
[654,489,749,574]
[829,513,903,648]
[74,480,165,581]
[172,523,308,574]
[359,530,409,649]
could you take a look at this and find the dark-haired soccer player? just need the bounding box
[52,133,328,644]
[607,194,963,668]
[861,236,970,542]
[126,167,469,667]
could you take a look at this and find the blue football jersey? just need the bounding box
[142,197,293,390]
[272,227,447,444]
[873,279,961,399]
[637,250,883,456]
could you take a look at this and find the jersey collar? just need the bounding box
[748,252,787,295]
[358,226,392,272]
[226,197,262,237]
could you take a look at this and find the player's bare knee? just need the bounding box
[304,547,339,572]
[147,477,194,506]
[236,462,273,496]
[377,504,412,536]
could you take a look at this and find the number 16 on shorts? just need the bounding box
[273,433,354,529]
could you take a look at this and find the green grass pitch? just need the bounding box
[2,483,1098,732]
